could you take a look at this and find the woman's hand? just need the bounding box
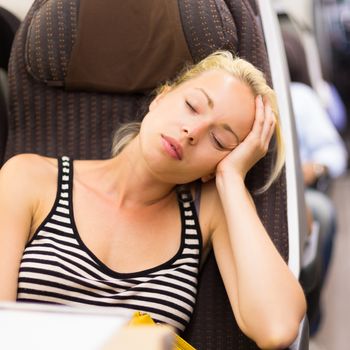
[216,95,276,180]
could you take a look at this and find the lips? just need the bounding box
[161,135,183,160]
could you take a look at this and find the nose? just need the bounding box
[182,121,207,145]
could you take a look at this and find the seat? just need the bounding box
[0,79,7,166]
[0,6,20,166]
[0,6,20,72]
[0,5,20,165]
[5,0,305,348]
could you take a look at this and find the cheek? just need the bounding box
[143,104,178,132]
[140,110,165,137]
[195,147,230,173]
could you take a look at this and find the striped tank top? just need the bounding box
[17,156,202,332]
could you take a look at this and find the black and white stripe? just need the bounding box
[17,156,202,331]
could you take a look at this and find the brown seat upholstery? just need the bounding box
[5,0,289,348]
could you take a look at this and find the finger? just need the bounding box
[261,102,276,143]
[261,117,276,155]
[264,118,276,151]
[251,95,265,135]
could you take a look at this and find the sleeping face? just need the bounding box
[138,69,255,184]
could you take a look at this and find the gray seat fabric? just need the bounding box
[5,0,289,348]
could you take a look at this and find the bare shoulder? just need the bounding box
[0,154,59,299]
[0,154,58,198]
[1,153,56,169]
[1,153,57,180]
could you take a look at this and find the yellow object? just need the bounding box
[129,312,196,350]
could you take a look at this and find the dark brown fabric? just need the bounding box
[6,0,150,161]
[66,0,192,93]
[25,0,78,84]
[183,251,259,349]
[224,0,272,85]
[178,0,238,61]
[246,0,258,14]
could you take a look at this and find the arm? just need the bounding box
[211,97,306,349]
[0,155,38,300]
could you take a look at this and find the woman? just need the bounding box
[0,51,306,348]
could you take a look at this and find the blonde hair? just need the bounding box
[112,50,285,192]
[111,122,141,156]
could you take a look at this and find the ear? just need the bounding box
[149,86,172,111]
[201,173,216,183]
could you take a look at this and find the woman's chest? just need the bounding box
[32,169,207,274]
[74,198,184,273]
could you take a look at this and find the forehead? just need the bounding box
[182,70,256,136]
[184,69,244,87]
[181,69,254,104]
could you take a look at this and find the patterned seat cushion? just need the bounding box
[25,0,241,93]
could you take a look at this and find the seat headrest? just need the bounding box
[281,27,312,86]
[25,0,237,93]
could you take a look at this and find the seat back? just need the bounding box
[0,76,7,165]
[0,6,20,166]
[0,6,20,71]
[281,27,312,86]
[6,0,289,348]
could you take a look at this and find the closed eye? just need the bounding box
[210,132,225,150]
[185,100,197,114]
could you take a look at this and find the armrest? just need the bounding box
[288,316,309,350]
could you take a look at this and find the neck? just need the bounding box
[106,137,176,208]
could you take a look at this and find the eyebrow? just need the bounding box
[196,88,214,109]
[222,124,240,145]
[196,87,240,144]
